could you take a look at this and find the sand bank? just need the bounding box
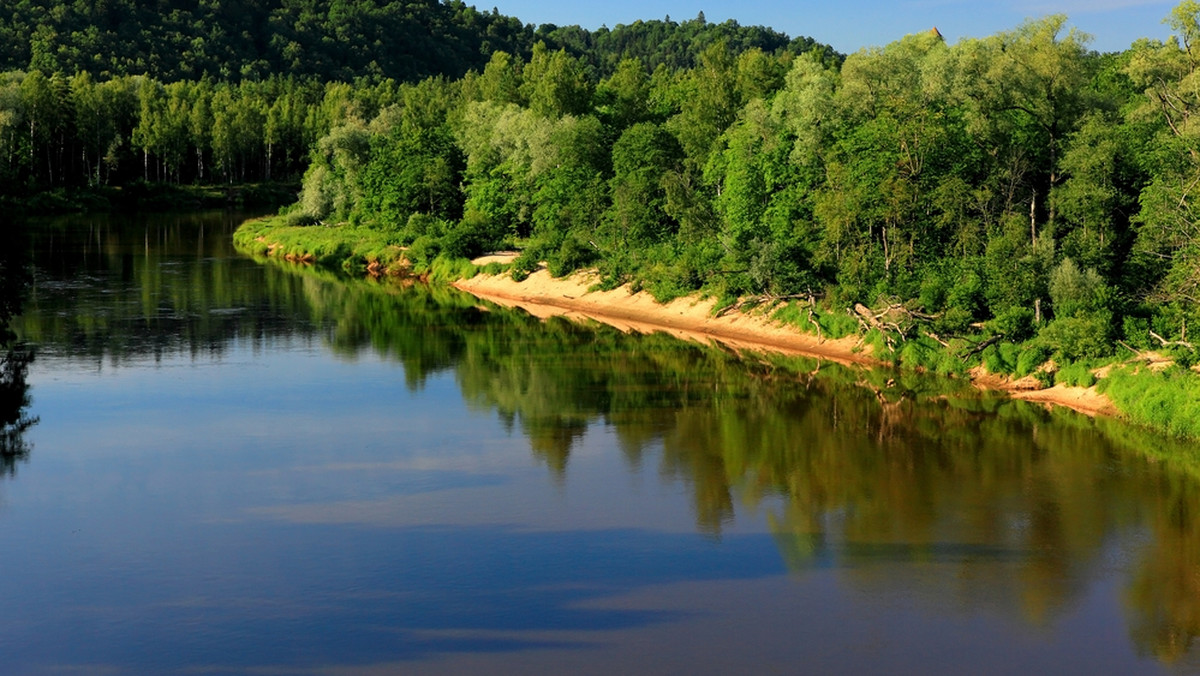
[453,262,1120,419]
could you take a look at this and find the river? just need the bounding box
[1,210,1198,674]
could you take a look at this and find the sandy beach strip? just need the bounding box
[453,261,1120,419]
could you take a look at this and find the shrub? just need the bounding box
[1055,361,1096,388]
[1048,257,1107,318]
[1122,315,1151,350]
[818,310,859,340]
[547,234,598,277]
[406,235,440,268]
[989,307,1035,342]
[1038,312,1112,362]
[897,337,939,371]
[981,343,1019,375]
[1016,343,1052,377]
[935,349,968,377]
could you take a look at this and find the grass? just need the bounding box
[234,215,407,273]
[1098,365,1200,439]
[1055,361,1097,388]
[234,214,490,283]
[770,301,858,340]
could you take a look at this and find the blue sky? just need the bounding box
[485,0,1179,54]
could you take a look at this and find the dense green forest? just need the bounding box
[0,1,832,82]
[234,2,1200,409]
[0,2,833,203]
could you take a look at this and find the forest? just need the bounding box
[0,3,826,200]
[245,5,1200,376]
[6,0,1200,433]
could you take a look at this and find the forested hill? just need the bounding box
[0,1,837,82]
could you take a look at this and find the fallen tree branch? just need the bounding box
[1118,340,1143,357]
[716,292,814,317]
[1150,329,1195,349]
[957,334,1003,360]
[925,331,950,348]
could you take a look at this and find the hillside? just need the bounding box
[0,1,837,82]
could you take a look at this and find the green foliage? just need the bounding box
[1038,312,1113,362]
[1016,343,1053,377]
[897,336,940,371]
[426,255,478,283]
[1055,361,1097,387]
[817,310,860,340]
[207,1,1200,392]
[546,235,599,278]
[510,252,542,282]
[1099,366,1200,439]
[1048,258,1108,318]
[406,235,441,269]
[982,342,1022,375]
[989,307,1037,342]
[233,215,403,272]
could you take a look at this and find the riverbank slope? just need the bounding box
[453,262,1119,419]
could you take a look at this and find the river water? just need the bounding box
[1,210,1199,674]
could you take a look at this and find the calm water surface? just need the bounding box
[1,211,1199,674]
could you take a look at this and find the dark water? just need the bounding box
[1,211,1200,674]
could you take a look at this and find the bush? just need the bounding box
[406,235,440,268]
[1055,361,1096,388]
[547,234,598,277]
[509,252,541,282]
[989,306,1035,342]
[935,349,968,377]
[284,212,320,227]
[644,260,700,303]
[440,225,484,260]
[981,342,1021,375]
[1048,257,1106,318]
[1016,343,1052,377]
[897,337,936,370]
[402,212,450,242]
[1122,315,1151,350]
[818,310,859,339]
[1038,312,1112,362]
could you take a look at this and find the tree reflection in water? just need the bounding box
[239,256,1200,666]
[0,225,34,475]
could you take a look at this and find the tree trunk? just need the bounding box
[1030,190,1037,245]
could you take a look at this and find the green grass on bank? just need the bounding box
[234,216,404,274]
[1099,366,1200,439]
[234,215,490,281]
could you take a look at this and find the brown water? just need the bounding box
[0,210,1198,674]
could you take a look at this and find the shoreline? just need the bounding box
[453,266,1120,419]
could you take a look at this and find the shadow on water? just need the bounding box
[13,211,1200,668]
[0,224,35,475]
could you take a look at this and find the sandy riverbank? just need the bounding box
[453,260,1120,419]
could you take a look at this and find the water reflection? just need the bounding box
[0,225,34,472]
[13,211,1200,667]
[251,258,1200,666]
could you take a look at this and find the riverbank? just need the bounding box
[453,259,1120,419]
[229,221,1136,424]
